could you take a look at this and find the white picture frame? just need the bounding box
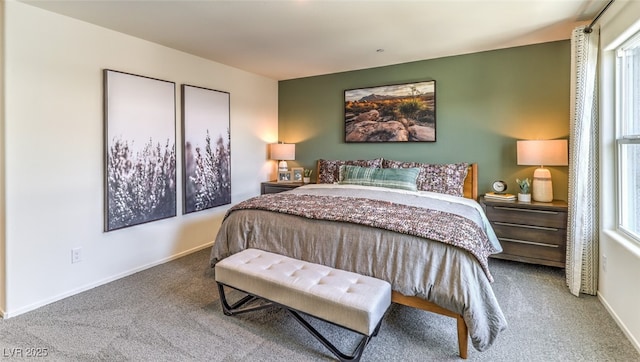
[291,167,304,182]
[278,171,293,183]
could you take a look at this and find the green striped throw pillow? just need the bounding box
[339,165,420,191]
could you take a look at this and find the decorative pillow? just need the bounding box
[382,160,469,196]
[339,165,420,191]
[317,158,383,184]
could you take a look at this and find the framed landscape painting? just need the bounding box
[344,80,436,142]
[104,69,177,231]
[182,84,231,214]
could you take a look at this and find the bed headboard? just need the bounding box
[315,160,478,200]
[463,163,478,200]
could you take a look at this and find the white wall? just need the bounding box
[0,0,6,316]
[1,1,278,316]
[598,0,640,354]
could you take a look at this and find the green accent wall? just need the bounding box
[279,41,570,200]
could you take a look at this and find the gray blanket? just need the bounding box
[210,184,507,351]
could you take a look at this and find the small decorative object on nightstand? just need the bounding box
[260,181,303,195]
[303,169,313,184]
[516,178,531,203]
[291,167,304,182]
[481,196,568,267]
[491,180,508,194]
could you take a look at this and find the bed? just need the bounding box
[210,160,507,358]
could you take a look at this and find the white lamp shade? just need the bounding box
[516,140,568,166]
[269,143,295,161]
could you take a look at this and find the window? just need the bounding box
[616,31,640,241]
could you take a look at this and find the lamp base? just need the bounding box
[532,167,553,202]
[278,160,289,172]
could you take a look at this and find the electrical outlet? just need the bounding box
[71,248,82,264]
[602,254,607,272]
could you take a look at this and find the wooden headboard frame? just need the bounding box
[463,163,478,200]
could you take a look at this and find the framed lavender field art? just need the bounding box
[104,69,177,231]
[181,84,231,214]
[344,80,436,142]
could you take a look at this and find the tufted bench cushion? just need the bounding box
[215,248,391,336]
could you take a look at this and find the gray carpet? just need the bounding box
[0,248,638,361]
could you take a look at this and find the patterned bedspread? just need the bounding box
[210,184,507,351]
[226,193,500,281]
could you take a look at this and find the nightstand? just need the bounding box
[260,181,304,195]
[480,196,568,268]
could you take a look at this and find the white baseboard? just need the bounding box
[2,242,214,319]
[598,292,640,355]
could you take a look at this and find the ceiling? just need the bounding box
[21,0,610,80]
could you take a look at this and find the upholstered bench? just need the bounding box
[215,248,391,362]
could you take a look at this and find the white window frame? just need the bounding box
[615,31,640,243]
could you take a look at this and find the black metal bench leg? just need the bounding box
[217,282,273,316]
[286,309,371,362]
[217,282,383,362]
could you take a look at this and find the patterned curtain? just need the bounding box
[566,25,600,296]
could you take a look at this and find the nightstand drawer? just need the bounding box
[492,222,566,246]
[260,181,304,195]
[263,184,295,194]
[498,238,566,264]
[485,205,567,228]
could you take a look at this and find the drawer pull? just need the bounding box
[494,221,559,232]
[499,237,559,248]
[494,206,558,215]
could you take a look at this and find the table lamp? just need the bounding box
[516,139,568,202]
[270,142,295,172]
